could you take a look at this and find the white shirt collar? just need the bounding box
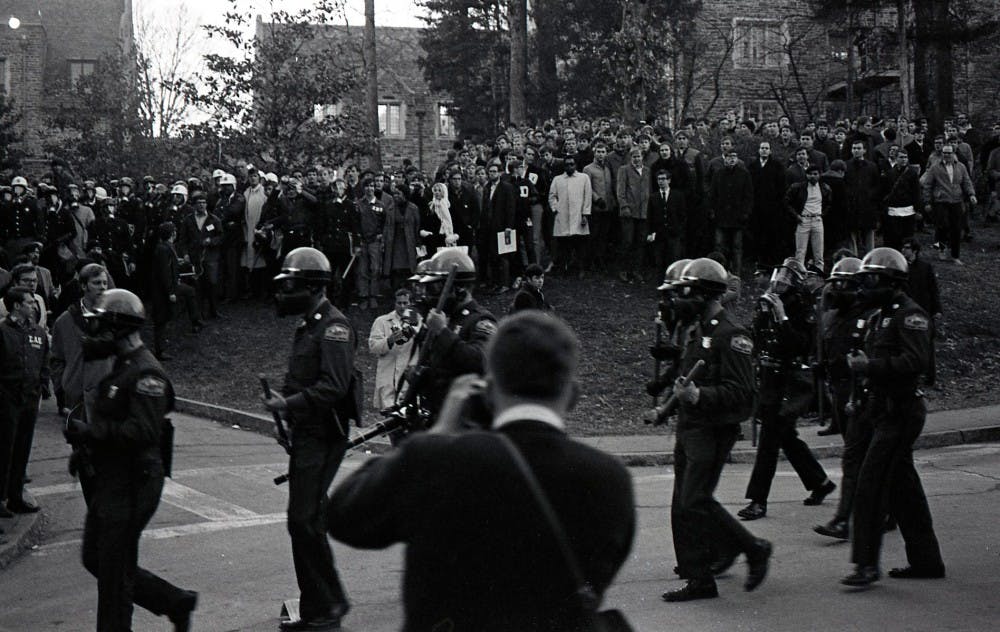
[493,404,565,431]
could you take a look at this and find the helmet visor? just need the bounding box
[769,267,797,293]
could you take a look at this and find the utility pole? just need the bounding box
[508,0,527,126]
[364,0,381,169]
[897,0,910,117]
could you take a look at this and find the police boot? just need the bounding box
[814,518,849,540]
[662,578,718,602]
[745,539,773,591]
[841,565,880,587]
[803,480,836,506]
[888,565,945,579]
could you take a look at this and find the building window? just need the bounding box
[437,103,457,138]
[313,102,343,123]
[378,102,404,137]
[69,60,97,86]
[732,19,786,69]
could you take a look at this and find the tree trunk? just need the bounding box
[364,0,381,169]
[531,3,559,120]
[846,0,856,119]
[508,0,527,126]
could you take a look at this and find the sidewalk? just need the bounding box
[3,399,999,570]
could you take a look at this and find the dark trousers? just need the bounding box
[933,202,964,259]
[0,394,39,505]
[197,259,221,317]
[834,398,872,522]
[618,217,648,274]
[81,463,189,631]
[745,402,828,503]
[653,236,683,273]
[288,425,349,620]
[714,227,744,276]
[851,396,944,571]
[588,212,615,266]
[223,244,243,300]
[883,215,916,251]
[152,284,201,354]
[673,425,759,580]
[552,235,589,272]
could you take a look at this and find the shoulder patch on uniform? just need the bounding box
[324,323,351,342]
[136,375,168,397]
[474,319,498,336]
[730,335,754,355]
[903,313,929,331]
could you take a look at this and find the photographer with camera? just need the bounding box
[369,288,421,410]
[327,311,636,631]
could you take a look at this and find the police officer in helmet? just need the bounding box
[661,258,773,602]
[647,258,690,397]
[64,289,198,631]
[262,247,355,630]
[841,247,945,587]
[411,248,497,420]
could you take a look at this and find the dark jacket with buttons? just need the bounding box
[821,303,876,382]
[863,292,930,401]
[422,299,497,415]
[0,315,49,400]
[282,298,357,435]
[87,346,174,467]
[676,309,756,428]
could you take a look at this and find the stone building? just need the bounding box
[269,21,459,172]
[676,0,998,126]
[0,0,134,156]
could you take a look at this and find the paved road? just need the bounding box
[1,410,998,631]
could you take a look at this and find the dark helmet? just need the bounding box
[657,258,692,291]
[274,247,331,285]
[87,288,146,330]
[676,258,728,294]
[827,256,862,281]
[419,248,476,284]
[858,247,908,281]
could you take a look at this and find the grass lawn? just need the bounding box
[156,221,1000,436]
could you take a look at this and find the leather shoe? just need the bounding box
[804,480,836,506]
[280,604,348,631]
[888,566,945,579]
[710,550,739,576]
[738,501,766,521]
[168,590,198,632]
[841,565,880,587]
[6,499,39,514]
[662,579,718,602]
[814,518,849,540]
[745,539,772,591]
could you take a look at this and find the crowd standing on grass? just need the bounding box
[0,108,997,628]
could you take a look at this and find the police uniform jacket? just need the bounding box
[0,315,50,400]
[86,346,173,469]
[327,418,636,632]
[821,303,874,382]
[118,196,146,248]
[216,192,248,247]
[863,292,930,402]
[423,300,497,412]
[282,298,357,434]
[676,309,755,429]
[0,195,41,242]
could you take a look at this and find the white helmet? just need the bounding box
[219,173,237,187]
[212,169,225,180]
[94,187,109,201]
[11,176,28,188]
[170,184,189,197]
[264,172,279,184]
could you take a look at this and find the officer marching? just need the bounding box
[841,247,945,587]
[659,258,773,602]
[813,257,873,540]
[62,289,198,632]
[262,247,357,631]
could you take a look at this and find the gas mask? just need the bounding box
[768,267,798,296]
[856,273,895,308]
[80,318,131,360]
[673,286,707,324]
[274,279,319,317]
[657,291,678,329]
[827,279,858,311]
[421,282,468,316]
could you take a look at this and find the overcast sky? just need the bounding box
[143,0,426,29]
